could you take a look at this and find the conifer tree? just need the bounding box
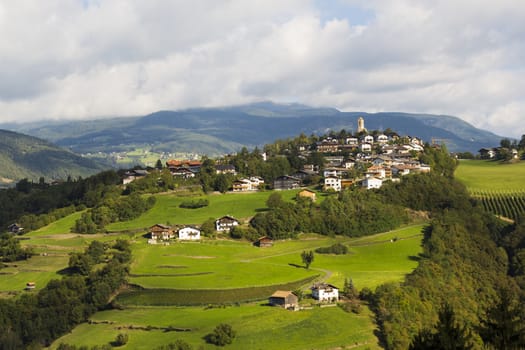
[479,288,525,350]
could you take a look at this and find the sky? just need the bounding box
[0,0,524,137]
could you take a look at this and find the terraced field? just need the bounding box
[456,160,525,221]
[50,225,424,349]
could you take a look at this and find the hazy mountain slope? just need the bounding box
[0,129,108,183]
[2,102,504,154]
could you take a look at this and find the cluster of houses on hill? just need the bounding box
[270,134,430,192]
[123,118,432,192]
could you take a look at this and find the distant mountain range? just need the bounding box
[0,129,107,185]
[3,102,504,158]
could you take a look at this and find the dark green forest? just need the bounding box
[0,240,131,349]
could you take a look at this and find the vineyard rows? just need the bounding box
[470,190,525,222]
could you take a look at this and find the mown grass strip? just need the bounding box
[116,275,318,306]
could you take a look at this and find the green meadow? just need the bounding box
[51,304,380,350]
[39,222,422,349]
[455,160,525,193]
[455,160,525,221]
[0,254,68,294]
[107,190,301,231]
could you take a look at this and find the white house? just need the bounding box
[342,159,355,169]
[311,283,339,302]
[363,135,374,144]
[360,143,372,152]
[324,176,341,192]
[323,168,338,178]
[362,177,383,189]
[365,166,386,179]
[178,227,201,240]
[215,215,239,232]
[249,176,265,189]
[377,134,389,144]
[392,165,413,176]
[346,137,359,145]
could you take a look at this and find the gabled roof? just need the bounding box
[179,226,200,231]
[151,223,171,229]
[274,175,301,181]
[271,290,294,298]
[311,283,338,291]
[217,215,238,221]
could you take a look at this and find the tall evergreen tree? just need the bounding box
[409,303,474,350]
[479,288,525,350]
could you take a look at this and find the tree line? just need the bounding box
[0,170,123,234]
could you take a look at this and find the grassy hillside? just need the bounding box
[46,226,422,349]
[0,129,108,183]
[455,160,525,193]
[106,190,302,231]
[0,180,425,349]
[51,305,380,350]
[456,160,525,221]
[2,187,424,350]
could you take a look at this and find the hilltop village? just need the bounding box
[124,117,432,194]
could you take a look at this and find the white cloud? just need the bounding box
[0,0,524,138]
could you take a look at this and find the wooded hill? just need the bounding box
[5,102,504,155]
[0,130,107,185]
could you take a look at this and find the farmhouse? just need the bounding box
[122,169,148,184]
[311,283,339,302]
[150,224,174,241]
[8,223,24,234]
[178,226,201,240]
[169,167,197,179]
[273,175,301,190]
[215,164,237,175]
[232,179,252,192]
[25,282,36,291]
[291,170,315,181]
[362,177,383,189]
[324,176,341,192]
[255,236,274,247]
[269,290,298,310]
[316,139,340,153]
[215,215,239,232]
[298,189,316,202]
